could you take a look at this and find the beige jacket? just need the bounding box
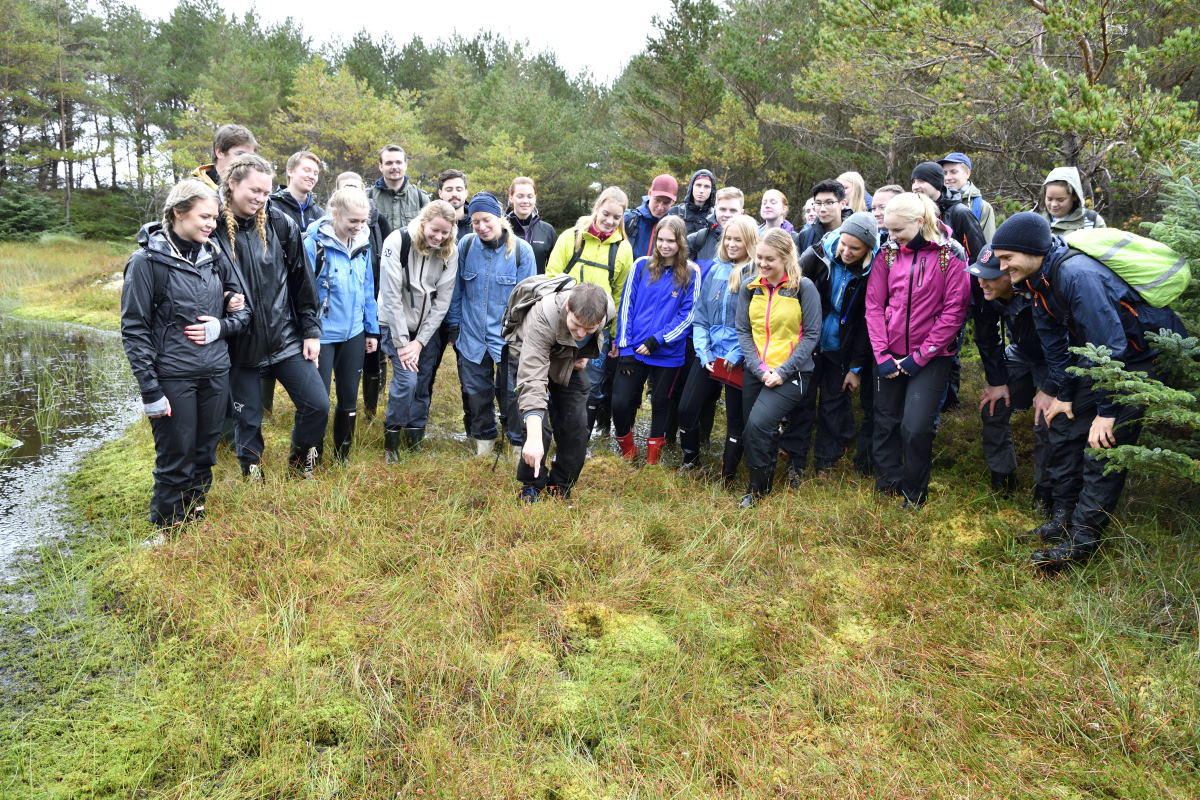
[512,291,615,417]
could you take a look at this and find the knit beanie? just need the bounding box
[910,161,946,195]
[839,211,879,253]
[991,212,1053,256]
[467,192,503,219]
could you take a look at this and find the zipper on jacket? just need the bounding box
[904,258,914,355]
[761,282,775,365]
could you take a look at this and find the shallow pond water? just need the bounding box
[0,316,138,578]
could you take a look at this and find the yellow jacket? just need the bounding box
[545,221,634,330]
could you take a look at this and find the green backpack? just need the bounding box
[1064,228,1191,308]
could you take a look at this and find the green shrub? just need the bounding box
[0,185,64,240]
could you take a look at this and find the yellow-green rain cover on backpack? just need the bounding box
[1064,228,1191,308]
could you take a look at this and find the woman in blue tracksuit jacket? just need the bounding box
[610,215,701,465]
[304,187,379,462]
[677,214,758,480]
[445,192,537,456]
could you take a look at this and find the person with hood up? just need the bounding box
[120,179,250,537]
[447,192,537,457]
[369,144,429,232]
[271,151,325,231]
[334,171,393,422]
[624,174,679,259]
[788,212,880,477]
[1037,166,1106,235]
[214,154,328,480]
[677,213,758,480]
[506,176,557,273]
[303,187,379,463]
[545,186,636,436]
[938,153,996,240]
[610,215,701,465]
[376,200,459,459]
[865,192,971,509]
[992,212,1183,570]
[669,169,717,235]
[735,229,821,507]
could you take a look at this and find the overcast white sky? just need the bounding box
[118,0,674,84]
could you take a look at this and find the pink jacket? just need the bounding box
[864,237,970,368]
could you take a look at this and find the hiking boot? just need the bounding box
[519,485,540,504]
[787,466,804,490]
[739,467,774,507]
[543,484,572,501]
[616,432,638,461]
[990,470,1018,498]
[288,444,320,479]
[678,447,701,474]
[241,462,264,482]
[645,436,666,466]
[1031,526,1100,572]
[1028,507,1073,544]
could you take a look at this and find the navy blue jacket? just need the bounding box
[1021,238,1183,415]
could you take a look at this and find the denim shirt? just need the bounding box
[447,232,536,364]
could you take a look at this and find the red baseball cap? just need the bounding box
[649,174,679,201]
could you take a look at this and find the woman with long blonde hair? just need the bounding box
[864,191,970,508]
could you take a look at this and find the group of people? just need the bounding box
[119,123,1185,571]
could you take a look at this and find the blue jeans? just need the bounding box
[380,325,443,429]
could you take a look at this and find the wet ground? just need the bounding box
[0,316,138,581]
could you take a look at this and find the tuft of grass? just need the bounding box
[1,248,1199,798]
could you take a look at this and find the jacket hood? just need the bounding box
[309,215,371,253]
[684,169,717,211]
[135,221,218,266]
[959,181,983,201]
[1041,167,1085,205]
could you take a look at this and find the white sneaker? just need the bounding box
[473,438,494,458]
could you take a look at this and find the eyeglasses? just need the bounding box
[813,199,841,208]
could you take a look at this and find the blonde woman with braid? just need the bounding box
[212,154,328,479]
[120,179,250,536]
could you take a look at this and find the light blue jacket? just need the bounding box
[304,217,378,344]
[446,232,536,364]
[692,259,752,366]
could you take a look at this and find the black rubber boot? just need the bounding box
[1028,506,1073,544]
[260,376,276,416]
[288,443,320,479]
[332,409,356,463]
[588,403,612,438]
[384,427,402,464]
[1031,524,1100,571]
[720,437,743,487]
[739,466,774,507]
[361,374,381,422]
[402,427,425,449]
[990,470,1019,498]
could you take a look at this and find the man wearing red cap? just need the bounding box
[623,174,679,259]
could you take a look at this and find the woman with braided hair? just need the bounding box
[120,179,250,537]
[213,153,329,479]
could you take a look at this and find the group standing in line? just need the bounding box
[122,124,1186,571]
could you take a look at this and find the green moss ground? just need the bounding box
[1,246,1198,798]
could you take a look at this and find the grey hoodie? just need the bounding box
[1038,166,1106,235]
[958,180,997,241]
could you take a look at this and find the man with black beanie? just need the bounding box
[992,212,1185,570]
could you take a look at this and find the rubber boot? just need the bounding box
[1028,506,1073,544]
[473,438,494,458]
[739,466,774,507]
[990,470,1018,498]
[332,409,356,463]
[260,376,276,417]
[384,427,402,464]
[720,436,743,488]
[645,436,666,466]
[361,374,381,422]
[588,402,612,438]
[402,427,425,449]
[616,431,637,461]
[288,444,319,479]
